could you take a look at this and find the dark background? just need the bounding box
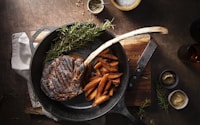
[0,0,200,125]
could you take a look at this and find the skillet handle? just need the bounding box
[109,97,146,125]
[29,26,56,54]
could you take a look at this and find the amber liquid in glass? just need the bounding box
[178,44,200,63]
[188,44,200,63]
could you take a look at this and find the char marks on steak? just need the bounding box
[41,55,85,101]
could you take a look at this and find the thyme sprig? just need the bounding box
[45,20,114,62]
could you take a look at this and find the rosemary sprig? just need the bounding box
[137,98,151,119]
[155,82,169,112]
[45,20,114,62]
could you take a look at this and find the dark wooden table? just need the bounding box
[1,0,200,125]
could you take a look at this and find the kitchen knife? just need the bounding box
[129,38,158,88]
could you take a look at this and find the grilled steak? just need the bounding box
[40,55,85,101]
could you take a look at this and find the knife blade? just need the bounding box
[129,38,158,88]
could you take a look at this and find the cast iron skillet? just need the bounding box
[29,23,145,125]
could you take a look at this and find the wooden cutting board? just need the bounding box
[120,34,152,106]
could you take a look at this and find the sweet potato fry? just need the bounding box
[94,61,102,70]
[100,60,118,72]
[109,87,114,96]
[83,77,102,91]
[104,80,112,91]
[96,74,109,98]
[108,73,123,79]
[99,53,118,60]
[110,61,119,67]
[107,66,118,72]
[102,90,108,95]
[96,69,102,76]
[112,78,121,86]
[86,89,97,101]
[99,48,110,55]
[92,95,110,107]
[89,75,100,81]
[100,67,109,74]
[84,86,96,97]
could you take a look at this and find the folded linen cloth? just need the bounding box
[11,32,106,124]
[11,32,58,121]
[12,32,33,70]
[12,32,41,107]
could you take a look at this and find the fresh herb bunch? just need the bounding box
[155,82,169,112]
[45,20,114,62]
[137,98,151,119]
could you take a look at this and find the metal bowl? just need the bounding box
[168,89,189,110]
[87,0,105,14]
[159,69,179,89]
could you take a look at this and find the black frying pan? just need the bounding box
[29,23,145,125]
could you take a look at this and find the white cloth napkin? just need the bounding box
[11,32,58,121]
[11,32,38,70]
[12,32,41,106]
[11,32,106,124]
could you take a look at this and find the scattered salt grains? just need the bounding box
[75,3,80,7]
[75,0,85,16]
[82,11,85,16]
[75,0,84,7]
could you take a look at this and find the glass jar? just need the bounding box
[178,43,200,63]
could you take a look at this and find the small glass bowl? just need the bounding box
[159,69,179,89]
[87,0,105,14]
[168,89,189,110]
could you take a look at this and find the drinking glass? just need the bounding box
[178,43,200,63]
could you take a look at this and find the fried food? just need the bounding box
[83,49,123,106]
[83,77,102,91]
[96,74,109,98]
[92,95,110,106]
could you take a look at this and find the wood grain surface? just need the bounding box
[120,34,152,106]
